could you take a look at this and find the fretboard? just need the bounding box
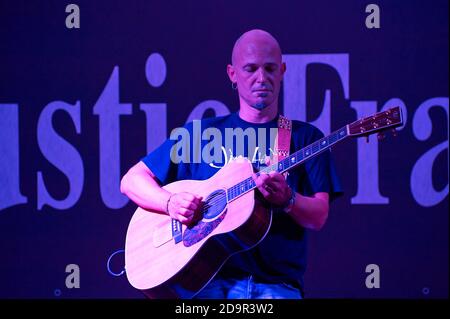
[226,126,348,202]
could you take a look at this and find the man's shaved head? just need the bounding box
[231,29,282,65]
[227,29,286,112]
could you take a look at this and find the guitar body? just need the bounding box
[124,157,272,299]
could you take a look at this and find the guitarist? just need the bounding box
[120,29,343,299]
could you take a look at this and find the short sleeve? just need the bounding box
[141,126,192,185]
[141,138,176,185]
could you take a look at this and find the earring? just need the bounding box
[231,82,237,90]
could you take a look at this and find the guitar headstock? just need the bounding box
[348,106,403,138]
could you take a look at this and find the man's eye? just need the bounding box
[244,66,256,72]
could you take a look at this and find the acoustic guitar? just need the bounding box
[124,107,403,298]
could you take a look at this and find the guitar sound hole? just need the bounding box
[202,189,227,220]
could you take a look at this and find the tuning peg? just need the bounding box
[391,128,398,137]
[377,132,385,140]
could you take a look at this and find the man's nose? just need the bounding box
[256,68,268,83]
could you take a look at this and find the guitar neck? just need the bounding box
[226,125,349,202]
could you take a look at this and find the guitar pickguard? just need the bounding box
[182,189,228,247]
[182,209,227,247]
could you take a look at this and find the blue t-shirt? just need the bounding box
[142,112,343,291]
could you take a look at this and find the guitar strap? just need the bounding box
[273,114,292,178]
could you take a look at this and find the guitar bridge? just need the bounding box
[172,219,183,244]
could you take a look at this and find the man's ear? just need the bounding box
[227,64,236,83]
[281,62,287,78]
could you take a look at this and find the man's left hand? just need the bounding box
[252,170,291,206]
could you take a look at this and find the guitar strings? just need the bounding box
[198,183,257,213]
[196,168,283,212]
[195,151,313,210]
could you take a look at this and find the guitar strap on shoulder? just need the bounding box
[274,114,292,178]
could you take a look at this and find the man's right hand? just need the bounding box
[166,192,203,225]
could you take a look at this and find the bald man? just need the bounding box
[121,29,342,299]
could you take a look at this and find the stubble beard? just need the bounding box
[251,102,268,110]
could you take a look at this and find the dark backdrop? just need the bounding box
[0,0,448,298]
